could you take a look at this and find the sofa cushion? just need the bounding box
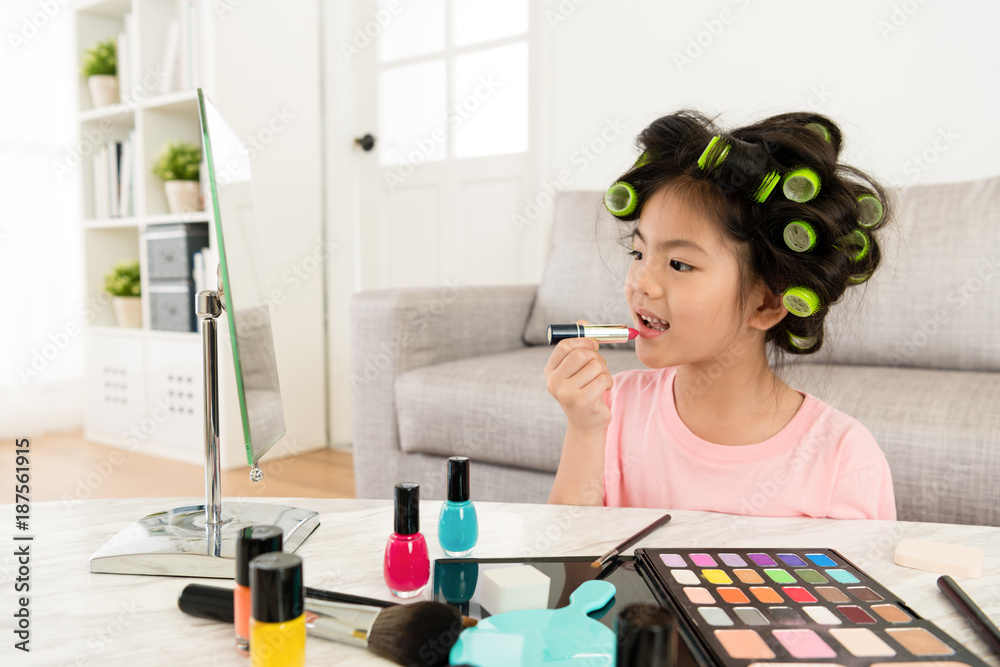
[781,361,1000,526]
[809,175,1000,371]
[395,346,645,472]
[522,191,634,345]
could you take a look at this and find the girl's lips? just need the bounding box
[635,313,669,339]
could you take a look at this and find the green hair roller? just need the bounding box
[805,122,832,143]
[788,331,818,350]
[857,194,884,228]
[782,286,820,317]
[782,168,821,202]
[835,229,869,262]
[753,171,781,203]
[605,181,638,217]
[783,220,817,252]
[848,269,873,285]
[633,151,651,169]
[697,135,730,171]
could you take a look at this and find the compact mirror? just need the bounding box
[198,89,285,465]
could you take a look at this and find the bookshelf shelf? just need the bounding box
[79,103,134,124]
[84,216,141,229]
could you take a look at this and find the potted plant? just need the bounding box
[82,37,118,108]
[152,140,203,214]
[104,260,142,328]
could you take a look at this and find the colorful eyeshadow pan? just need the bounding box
[765,569,796,584]
[777,553,808,567]
[805,553,838,567]
[734,569,765,584]
[770,606,805,625]
[734,607,769,626]
[699,607,734,626]
[803,606,841,625]
[672,569,700,585]
[773,629,837,658]
[794,568,828,584]
[715,629,776,659]
[871,604,912,624]
[719,553,748,567]
[750,587,783,603]
[691,553,718,567]
[848,586,883,602]
[718,587,751,604]
[815,586,851,603]
[782,586,817,603]
[886,628,955,656]
[749,553,778,567]
[827,569,860,584]
[703,569,733,585]
[660,553,687,567]
[830,628,897,657]
[685,587,715,604]
[838,605,876,624]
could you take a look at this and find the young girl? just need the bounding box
[545,110,896,520]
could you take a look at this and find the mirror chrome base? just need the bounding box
[89,501,319,578]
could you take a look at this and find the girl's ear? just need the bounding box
[747,284,788,331]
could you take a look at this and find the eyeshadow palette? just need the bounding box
[635,548,987,667]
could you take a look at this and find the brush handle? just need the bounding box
[178,584,381,649]
[306,586,395,608]
[938,575,1000,657]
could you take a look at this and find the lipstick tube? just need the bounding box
[547,323,638,345]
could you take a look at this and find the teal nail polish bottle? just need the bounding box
[438,457,478,557]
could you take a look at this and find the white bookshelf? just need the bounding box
[74,0,328,469]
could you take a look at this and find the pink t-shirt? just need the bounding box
[603,367,896,520]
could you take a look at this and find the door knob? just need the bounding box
[354,134,376,151]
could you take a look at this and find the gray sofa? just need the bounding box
[350,176,1000,527]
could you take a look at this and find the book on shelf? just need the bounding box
[107,140,121,218]
[119,131,134,218]
[158,19,180,95]
[90,135,133,220]
[124,12,140,102]
[93,145,108,219]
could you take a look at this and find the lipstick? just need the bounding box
[547,324,639,345]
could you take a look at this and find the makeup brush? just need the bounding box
[178,583,475,667]
[592,513,672,569]
[937,575,1000,658]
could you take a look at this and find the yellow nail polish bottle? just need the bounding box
[250,552,306,667]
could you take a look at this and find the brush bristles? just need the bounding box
[368,601,465,667]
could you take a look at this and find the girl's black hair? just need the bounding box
[611,109,890,356]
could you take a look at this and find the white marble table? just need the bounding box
[1,497,998,666]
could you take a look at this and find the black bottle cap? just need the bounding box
[394,482,420,535]
[447,457,471,502]
[615,603,678,667]
[235,525,283,587]
[250,552,304,624]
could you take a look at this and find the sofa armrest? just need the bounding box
[349,283,538,498]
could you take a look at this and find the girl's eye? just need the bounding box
[670,260,693,272]
[628,249,643,261]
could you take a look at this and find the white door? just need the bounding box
[351,0,544,290]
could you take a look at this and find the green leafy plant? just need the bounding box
[104,260,140,297]
[81,38,116,78]
[152,140,201,181]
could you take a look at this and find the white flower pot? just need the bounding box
[164,180,203,214]
[112,296,142,328]
[88,75,119,108]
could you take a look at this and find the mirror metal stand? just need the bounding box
[88,289,319,578]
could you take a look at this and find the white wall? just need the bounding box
[541,0,1000,190]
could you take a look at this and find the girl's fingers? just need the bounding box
[544,337,600,375]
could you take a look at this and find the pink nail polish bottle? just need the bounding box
[383,482,430,598]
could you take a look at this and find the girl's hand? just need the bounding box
[544,320,613,434]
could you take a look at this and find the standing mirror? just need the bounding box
[88,90,318,578]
